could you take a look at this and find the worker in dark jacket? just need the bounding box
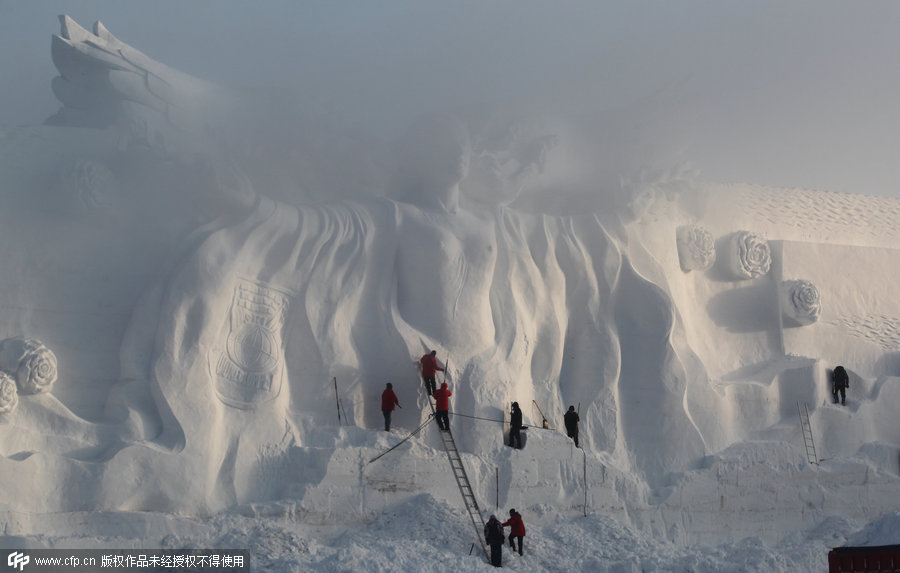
[564,405,580,447]
[832,365,849,405]
[420,350,444,396]
[433,382,452,431]
[502,509,526,556]
[381,383,401,431]
[509,402,523,449]
[484,514,504,567]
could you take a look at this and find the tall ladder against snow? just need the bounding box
[423,379,490,562]
[797,401,819,465]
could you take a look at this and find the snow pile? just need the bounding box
[0,14,897,572]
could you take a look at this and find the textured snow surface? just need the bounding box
[0,14,898,572]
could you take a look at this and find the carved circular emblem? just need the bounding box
[225,324,279,373]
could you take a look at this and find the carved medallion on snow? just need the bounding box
[0,338,58,394]
[0,372,18,415]
[780,280,821,326]
[58,160,120,216]
[726,231,771,279]
[209,280,290,409]
[676,224,715,272]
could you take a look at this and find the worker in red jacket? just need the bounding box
[502,509,526,556]
[381,383,401,431]
[420,350,444,396]
[432,382,452,431]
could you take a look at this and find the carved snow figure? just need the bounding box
[676,224,716,272]
[0,372,18,415]
[725,231,771,279]
[780,280,821,326]
[0,338,58,395]
[29,14,742,512]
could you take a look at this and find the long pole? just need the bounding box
[578,401,586,516]
[583,448,588,517]
[532,399,549,429]
[334,377,342,426]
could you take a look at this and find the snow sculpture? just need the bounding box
[209,279,291,409]
[31,16,713,512]
[780,279,821,326]
[0,372,18,415]
[49,15,225,148]
[58,159,119,216]
[0,338,58,394]
[676,224,715,272]
[725,231,771,279]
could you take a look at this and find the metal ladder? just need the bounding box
[797,401,819,465]
[423,378,489,562]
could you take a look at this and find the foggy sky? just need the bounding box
[1,0,898,197]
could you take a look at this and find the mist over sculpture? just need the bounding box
[1,16,899,538]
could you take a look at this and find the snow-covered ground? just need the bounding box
[0,12,898,573]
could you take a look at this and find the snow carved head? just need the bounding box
[780,280,821,326]
[727,231,771,279]
[676,224,716,272]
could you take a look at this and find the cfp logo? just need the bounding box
[6,552,28,571]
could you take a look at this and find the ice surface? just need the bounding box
[0,15,897,571]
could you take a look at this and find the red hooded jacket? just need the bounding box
[502,512,526,536]
[420,353,444,377]
[381,388,399,411]
[433,383,451,411]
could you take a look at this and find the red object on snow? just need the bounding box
[828,545,900,572]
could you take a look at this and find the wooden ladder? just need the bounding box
[798,401,819,465]
[423,378,489,562]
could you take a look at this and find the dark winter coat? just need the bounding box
[381,388,399,411]
[502,513,526,537]
[564,410,580,434]
[420,354,444,377]
[833,367,849,390]
[484,517,504,545]
[433,383,452,411]
[510,406,523,430]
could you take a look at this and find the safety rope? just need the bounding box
[450,411,553,431]
[367,413,435,465]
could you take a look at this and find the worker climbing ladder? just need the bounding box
[797,401,818,465]
[422,376,490,563]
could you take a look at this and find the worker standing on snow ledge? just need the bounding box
[420,350,444,396]
[564,405,580,447]
[832,365,849,406]
[381,383,401,431]
[509,402,523,449]
[433,382,452,431]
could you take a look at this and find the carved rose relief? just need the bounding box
[0,372,18,414]
[59,160,120,216]
[0,338,58,395]
[781,280,821,326]
[676,224,716,272]
[727,231,771,279]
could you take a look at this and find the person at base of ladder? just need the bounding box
[433,382,452,431]
[502,509,526,556]
[420,350,444,396]
[484,515,504,567]
[381,383,401,431]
